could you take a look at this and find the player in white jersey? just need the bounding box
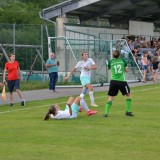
[65,52,98,107]
[44,96,97,120]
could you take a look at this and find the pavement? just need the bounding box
[0,80,159,106]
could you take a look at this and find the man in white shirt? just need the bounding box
[65,52,98,107]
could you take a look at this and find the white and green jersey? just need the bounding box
[108,58,128,81]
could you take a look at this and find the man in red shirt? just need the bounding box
[3,53,25,106]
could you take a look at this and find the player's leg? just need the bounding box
[120,82,134,116]
[66,97,74,105]
[86,83,98,107]
[15,79,25,106]
[79,98,97,116]
[104,80,118,117]
[80,76,98,107]
[125,93,134,116]
[82,86,88,95]
[104,96,114,117]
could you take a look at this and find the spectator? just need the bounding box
[152,56,160,82]
[46,53,59,93]
[141,51,148,83]
[147,51,153,73]
[3,53,25,106]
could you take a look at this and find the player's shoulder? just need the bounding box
[77,60,83,64]
[122,58,127,63]
[15,60,19,63]
[88,58,93,61]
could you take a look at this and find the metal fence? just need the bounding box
[0,23,55,81]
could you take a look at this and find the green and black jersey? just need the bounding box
[108,58,128,81]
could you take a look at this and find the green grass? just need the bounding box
[0,83,160,160]
[1,81,81,92]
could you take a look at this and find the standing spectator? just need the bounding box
[152,56,160,82]
[3,53,25,106]
[46,53,59,92]
[65,51,98,107]
[156,48,160,62]
[104,50,134,117]
[147,51,153,73]
[141,51,148,83]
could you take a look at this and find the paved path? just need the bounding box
[0,80,159,106]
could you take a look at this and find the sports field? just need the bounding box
[0,83,160,160]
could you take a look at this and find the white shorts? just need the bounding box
[80,76,90,86]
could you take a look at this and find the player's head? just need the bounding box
[9,53,15,61]
[152,56,158,63]
[44,105,59,120]
[113,50,120,59]
[81,51,88,60]
[143,51,148,56]
[50,53,55,59]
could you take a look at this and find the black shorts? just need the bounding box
[7,79,20,93]
[108,80,130,96]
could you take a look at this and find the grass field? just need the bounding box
[0,83,160,160]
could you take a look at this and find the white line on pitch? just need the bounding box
[0,86,160,114]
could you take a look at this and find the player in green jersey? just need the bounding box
[104,50,134,117]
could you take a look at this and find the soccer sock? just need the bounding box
[80,99,89,112]
[80,93,85,99]
[126,99,132,112]
[105,101,112,115]
[89,91,94,104]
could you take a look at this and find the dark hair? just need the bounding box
[113,50,120,58]
[143,51,148,54]
[152,56,158,63]
[44,105,57,120]
[9,53,15,57]
[81,51,87,56]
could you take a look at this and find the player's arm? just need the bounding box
[123,59,128,72]
[125,67,129,72]
[64,67,76,80]
[89,64,97,70]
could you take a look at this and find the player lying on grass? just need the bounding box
[44,96,97,120]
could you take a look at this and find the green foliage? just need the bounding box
[0,3,42,24]
[0,0,60,24]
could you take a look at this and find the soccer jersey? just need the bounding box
[5,61,19,80]
[46,58,58,73]
[50,103,80,119]
[75,58,95,78]
[50,110,70,119]
[108,58,127,81]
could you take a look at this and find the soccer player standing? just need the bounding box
[65,51,98,107]
[104,50,134,117]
